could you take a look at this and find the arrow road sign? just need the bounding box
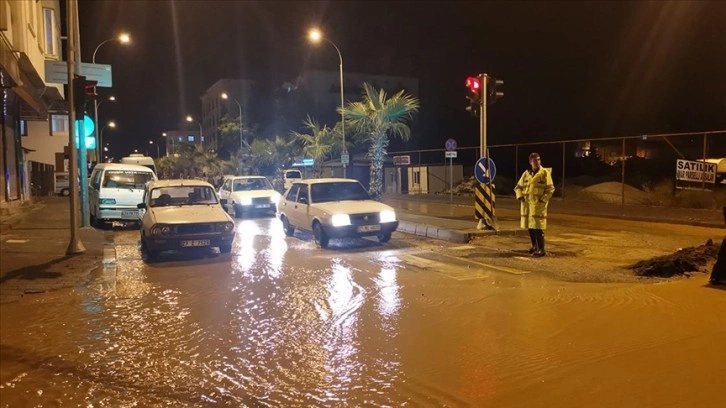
[475,157,496,184]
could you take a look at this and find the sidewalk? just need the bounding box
[0,197,111,304]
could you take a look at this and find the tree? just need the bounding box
[218,114,257,159]
[290,116,338,178]
[340,82,419,200]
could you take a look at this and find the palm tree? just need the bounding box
[290,116,337,178]
[340,82,419,200]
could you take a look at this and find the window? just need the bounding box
[43,8,56,56]
[20,120,27,136]
[201,136,205,142]
[187,135,195,142]
[177,136,182,142]
[50,114,69,135]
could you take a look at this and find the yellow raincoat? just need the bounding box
[514,167,555,230]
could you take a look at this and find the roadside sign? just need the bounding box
[302,159,314,166]
[676,159,716,184]
[341,154,350,165]
[393,155,411,166]
[475,157,496,184]
[445,151,457,159]
[44,61,113,87]
[445,138,457,151]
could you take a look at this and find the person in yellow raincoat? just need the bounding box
[514,153,555,257]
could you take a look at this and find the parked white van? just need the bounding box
[282,169,302,192]
[88,163,157,227]
[120,153,157,175]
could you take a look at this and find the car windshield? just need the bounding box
[233,178,272,191]
[310,182,371,203]
[285,171,301,179]
[103,170,153,189]
[150,186,219,207]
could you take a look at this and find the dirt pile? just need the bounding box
[583,182,649,204]
[630,240,721,277]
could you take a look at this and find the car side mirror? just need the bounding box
[220,199,228,205]
[137,203,147,209]
[299,197,308,205]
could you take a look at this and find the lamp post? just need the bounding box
[97,95,115,110]
[186,115,204,147]
[92,33,130,162]
[162,132,171,157]
[308,28,347,178]
[221,92,243,151]
[149,140,160,158]
[98,121,115,161]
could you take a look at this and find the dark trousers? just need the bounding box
[528,229,545,253]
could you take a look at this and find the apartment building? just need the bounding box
[0,0,65,205]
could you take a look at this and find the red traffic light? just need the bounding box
[84,79,98,98]
[466,76,481,93]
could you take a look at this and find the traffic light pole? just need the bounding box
[73,1,89,228]
[66,0,85,254]
[480,73,487,158]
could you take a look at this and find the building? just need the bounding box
[200,78,255,151]
[163,129,203,157]
[0,0,65,206]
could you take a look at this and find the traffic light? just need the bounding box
[465,76,482,117]
[487,77,504,105]
[72,76,98,116]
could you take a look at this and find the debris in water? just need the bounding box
[630,239,720,277]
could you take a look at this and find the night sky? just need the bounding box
[76,1,726,158]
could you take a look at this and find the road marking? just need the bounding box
[424,251,530,275]
[5,239,29,244]
[449,245,478,251]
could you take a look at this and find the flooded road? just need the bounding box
[1,216,725,407]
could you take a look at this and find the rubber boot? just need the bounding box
[533,230,546,257]
[528,229,537,254]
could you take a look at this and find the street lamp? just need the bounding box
[97,95,115,109]
[92,33,131,163]
[162,132,172,157]
[99,121,115,162]
[186,115,204,147]
[308,28,347,177]
[149,140,160,158]
[221,92,243,151]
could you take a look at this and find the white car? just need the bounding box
[218,176,281,218]
[137,179,235,261]
[277,178,399,248]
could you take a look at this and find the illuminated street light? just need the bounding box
[221,92,244,151]
[149,140,160,158]
[307,27,347,177]
[186,115,204,147]
[92,33,131,164]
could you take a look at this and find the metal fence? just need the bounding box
[386,130,726,204]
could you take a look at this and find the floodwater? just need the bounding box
[1,217,724,407]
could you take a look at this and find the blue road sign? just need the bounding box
[445,138,457,151]
[475,157,496,184]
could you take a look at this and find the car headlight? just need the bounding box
[380,210,396,223]
[151,225,171,236]
[216,222,234,232]
[269,194,280,204]
[240,197,253,206]
[331,214,351,227]
[99,198,116,204]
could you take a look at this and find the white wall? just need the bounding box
[24,120,66,166]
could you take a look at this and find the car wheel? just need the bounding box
[233,203,243,219]
[219,244,232,254]
[60,188,70,196]
[377,232,392,243]
[313,222,329,249]
[282,216,295,236]
[140,239,158,262]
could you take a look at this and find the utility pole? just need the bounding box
[66,0,85,254]
[74,0,89,227]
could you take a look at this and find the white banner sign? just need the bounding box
[676,159,716,183]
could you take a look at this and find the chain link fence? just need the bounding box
[386,130,726,207]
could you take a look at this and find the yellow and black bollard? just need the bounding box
[474,182,497,230]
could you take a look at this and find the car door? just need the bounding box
[218,179,232,209]
[295,184,312,231]
[281,184,301,227]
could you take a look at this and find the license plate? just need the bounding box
[357,224,381,233]
[254,204,270,209]
[181,239,211,247]
[121,210,138,218]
